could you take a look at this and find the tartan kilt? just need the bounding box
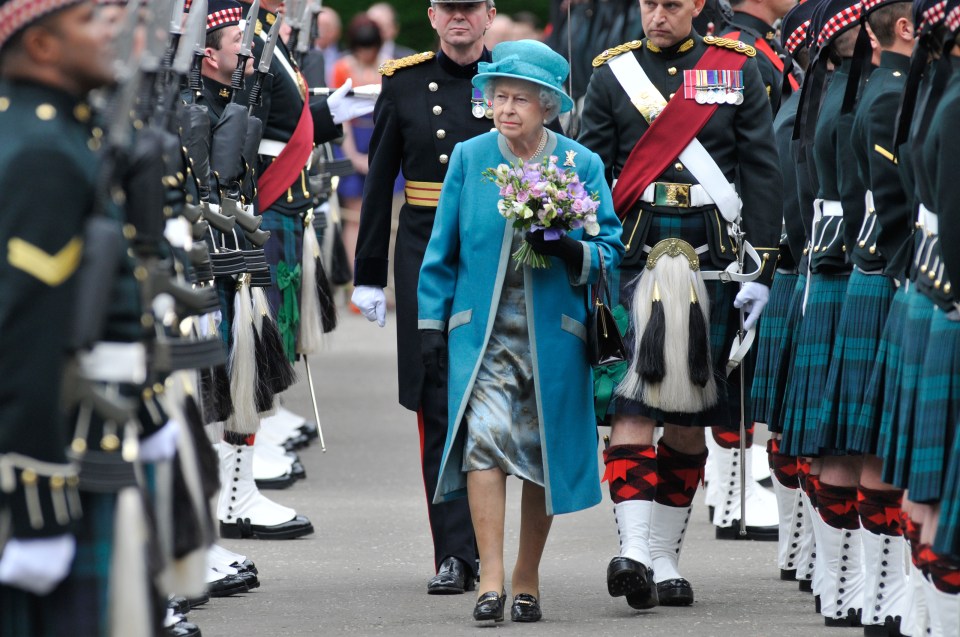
[907,307,960,503]
[815,270,895,454]
[751,272,799,425]
[611,209,751,428]
[779,273,849,457]
[766,274,805,433]
[879,287,934,488]
[934,410,960,558]
[0,492,115,637]
[260,210,303,317]
[851,286,908,455]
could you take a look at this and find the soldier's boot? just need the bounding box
[711,445,779,541]
[806,474,827,610]
[608,501,658,609]
[251,437,298,489]
[925,566,960,637]
[899,557,929,637]
[816,484,864,627]
[216,441,314,539]
[861,530,909,635]
[602,444,658,610]
[771,469,803,580]
[795,488,818,592]
[649,502,694,606]
[703,434,722,521]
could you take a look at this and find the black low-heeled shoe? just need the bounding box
[473,590,505,623]
[510,593,542,622]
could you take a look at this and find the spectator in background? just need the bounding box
[485,14,515,47]
[331,14,391,272]
[512,10,543,40]
[367,2,415,62]
[301,7,343,89]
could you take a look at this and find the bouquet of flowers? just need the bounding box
[482,154,601,269]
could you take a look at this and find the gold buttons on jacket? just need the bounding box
[433,105,442,115]
[429,82,438,92]
[436,129,446,139]
[439,154,449,164]
[675,162,684,171]
[668,67,677,76]
[36,104,56,120]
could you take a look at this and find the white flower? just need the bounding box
[584,216,600,236]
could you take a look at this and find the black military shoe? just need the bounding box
[165,619,201,637]
[207,573,249,597]
[427,556,475,594]
[607,557,658,610]
[656,578,694,606]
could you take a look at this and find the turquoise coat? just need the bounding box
[418,131,624,515]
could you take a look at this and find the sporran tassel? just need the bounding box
[298,211,325,354]
[687,281,712,388]
[252,286,298,394]
[636,280,666,382]
[315,253,338,333]
[225,275,260,434]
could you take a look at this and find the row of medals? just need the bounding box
[694,87,744,105]
[471,97,494,119]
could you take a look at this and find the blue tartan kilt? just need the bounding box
[611,209,750,428]
[934,396,960,558]
[908,307,960,503]
[855,286,908,455]
[751,272,799,425]
[766,274,805,433]
[260,210,303,317]
[779,273,849,457]
[815,270,896,454]
[0,492,116,637]
[880,286,934,488]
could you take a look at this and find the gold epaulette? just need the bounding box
[703,35,756,57]
[379,51,436,77]
[592,40,644,67]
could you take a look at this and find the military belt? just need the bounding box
[152,337,226,373]
[640,182,722,208]
[258,139,286,157]
[78,342,147,384]
[404,181,443,208]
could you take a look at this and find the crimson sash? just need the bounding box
[257,86,315,211]
[726,30,800,91]
[610,46,748,219]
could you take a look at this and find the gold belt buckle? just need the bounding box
[654,182,691,208]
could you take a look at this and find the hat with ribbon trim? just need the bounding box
[782,0,823,53]
[472,39,573,113]
[0,0,87,51]
[186,0,243,32]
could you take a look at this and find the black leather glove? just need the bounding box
[524,230,584,271]
[420,329,448,388]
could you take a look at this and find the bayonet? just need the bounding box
[230,0,259,93]
[162,0,188,69]
[285,0,306,60]
[248,11,283,110]
[173,0,204,78]
[294,0,319,65]
[188,0,208,92]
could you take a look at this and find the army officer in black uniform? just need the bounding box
[351,0,500,595]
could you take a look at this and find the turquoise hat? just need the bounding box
[472,40,574,114]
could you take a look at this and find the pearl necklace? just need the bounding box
[511,129,548,162]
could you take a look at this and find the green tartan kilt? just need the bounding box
[611,209,752,428]
[880,286,934,488]
[779,273,849,457]
[815,270,895,454]
[751,272,799,426]
[908,306,960,503]
[853,285,909,455]
[934,396,960,558]
[766,274,805,433]
[0,492,115,637]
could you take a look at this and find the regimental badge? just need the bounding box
[564,150,577,167]
[472,88,493,119]
[683,69,744,105]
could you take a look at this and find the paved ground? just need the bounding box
[196,311,841,637]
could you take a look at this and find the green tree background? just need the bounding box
[323,0,553,52]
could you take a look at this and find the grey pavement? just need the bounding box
[196,310,841,637]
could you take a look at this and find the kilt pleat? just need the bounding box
[908,307,960,503]
[780,273,849,457]
[260,210,303,316]
[767,274,806,433]
[880,287,934,488]
[751,272,799,422]
[851,286,908,455]
[934,405,960,559]
[815,271,895,454]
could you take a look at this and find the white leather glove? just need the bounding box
[733,282,770,331]
[327,79,376,125]
[0,534,76,595]
[139,419,181,463]
[351,285,387,327]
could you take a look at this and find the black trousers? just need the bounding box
[418,377,477,574]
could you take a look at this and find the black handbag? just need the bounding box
[588,251,628,366]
